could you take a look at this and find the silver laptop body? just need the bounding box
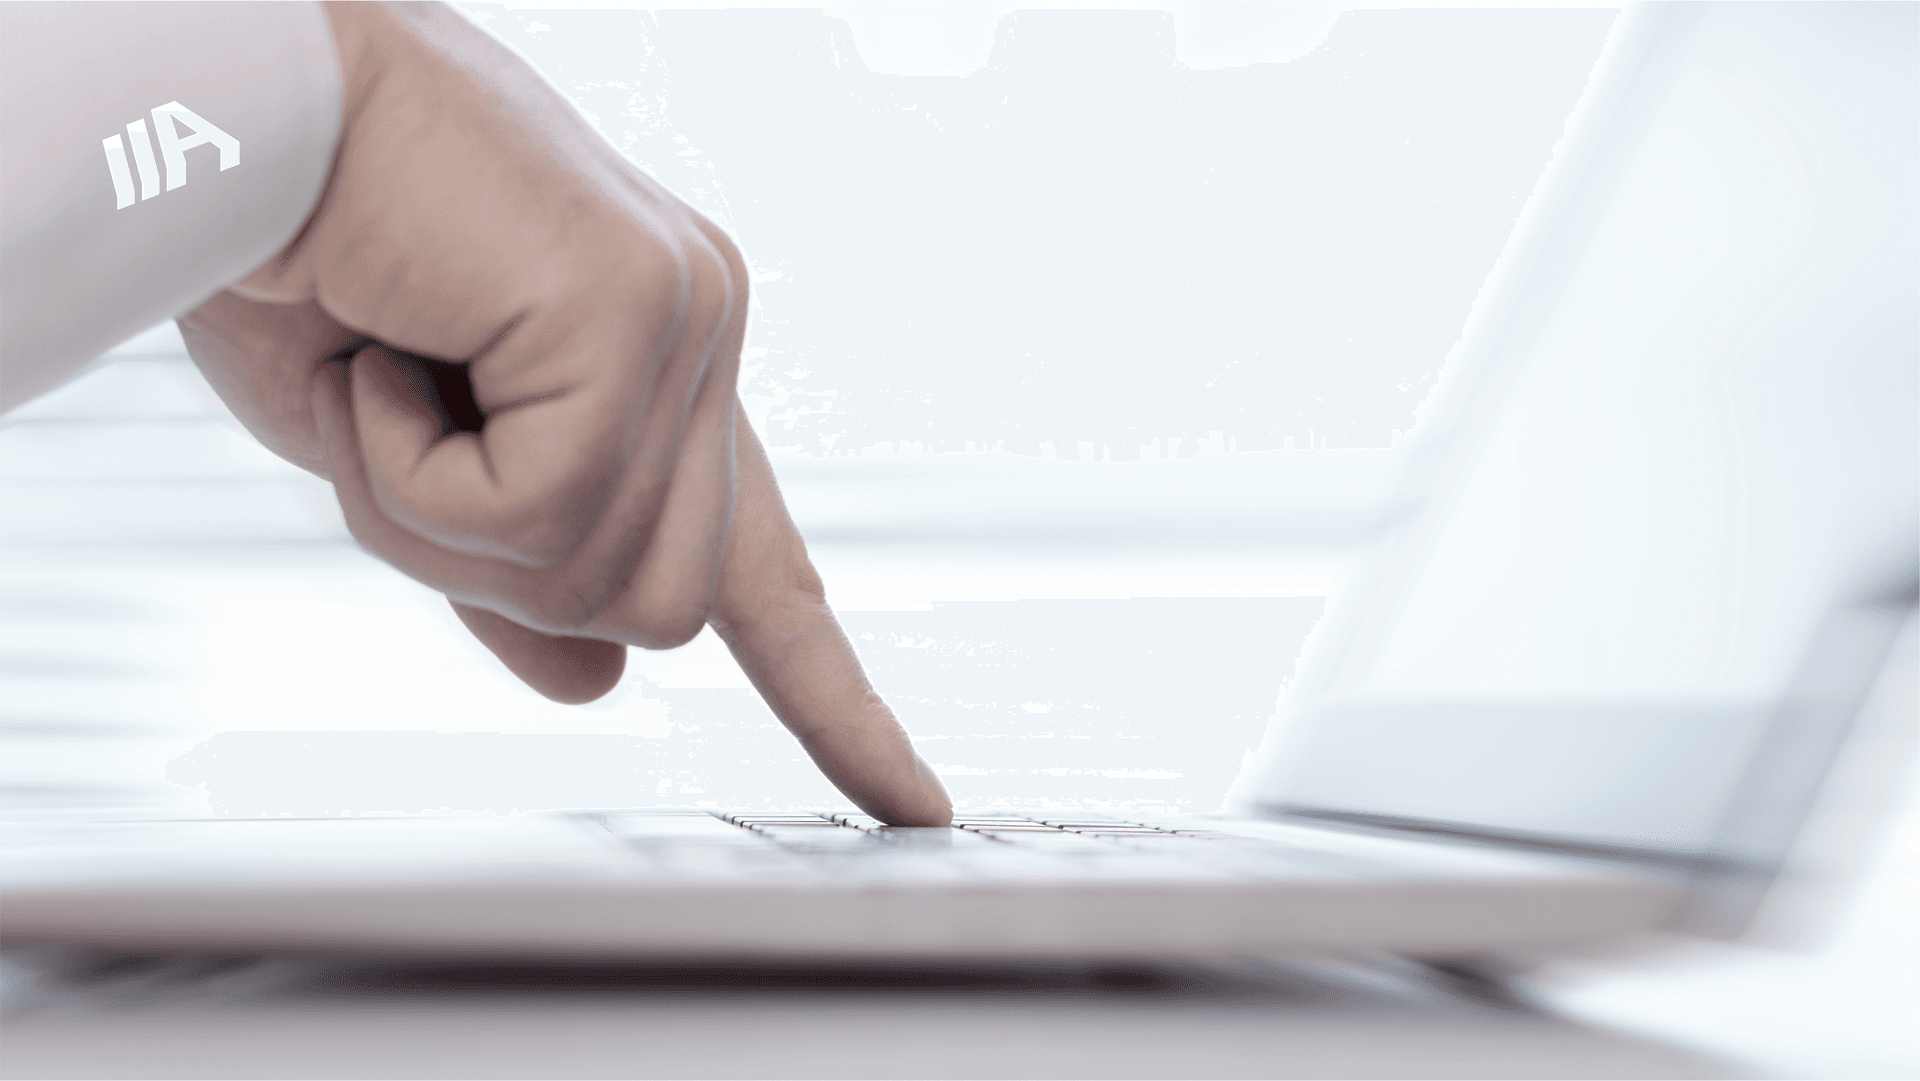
[4,2,1913,964]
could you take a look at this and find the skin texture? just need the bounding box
[177,1,950,826]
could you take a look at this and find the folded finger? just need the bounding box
[311,356,529,613]
[353,238,734,572]
[450,600,626,705]
[318,359,633,703]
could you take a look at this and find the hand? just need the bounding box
[176,1,950,826]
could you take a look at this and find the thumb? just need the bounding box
[450,600,628,705]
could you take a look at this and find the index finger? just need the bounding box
[705,404,953,827]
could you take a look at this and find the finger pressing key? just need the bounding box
[706,405,953,827]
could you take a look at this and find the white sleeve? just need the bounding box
[0,1,342,412]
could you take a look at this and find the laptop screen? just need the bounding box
[1245,3,1917,871]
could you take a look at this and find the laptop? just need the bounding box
[3,2,1914,967]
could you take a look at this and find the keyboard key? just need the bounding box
[875,827,1004,849]
[641,845,826,883]
[1099,834,1213,851]
[985,832,1108,849]
[601,815,769,846]
[604,815,751,835]
[757,828,881,850]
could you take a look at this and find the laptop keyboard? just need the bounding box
[585,809,1418,882]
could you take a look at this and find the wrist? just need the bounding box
[320,2,395,130]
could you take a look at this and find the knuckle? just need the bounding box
[635,611,705,652]
[788,558,827,603]
[688,213,743,270]
[485,505,587,569]
[384,485,596,571]
[511,581,602,636]
[608,589,713,651]
[688,245,736,309]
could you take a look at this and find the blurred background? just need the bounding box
[2,6,1915,1073]
[0,2,1625,822]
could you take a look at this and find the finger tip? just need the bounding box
[538,671,624,706]
[874,792,954,828]
[527,639,627,704]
